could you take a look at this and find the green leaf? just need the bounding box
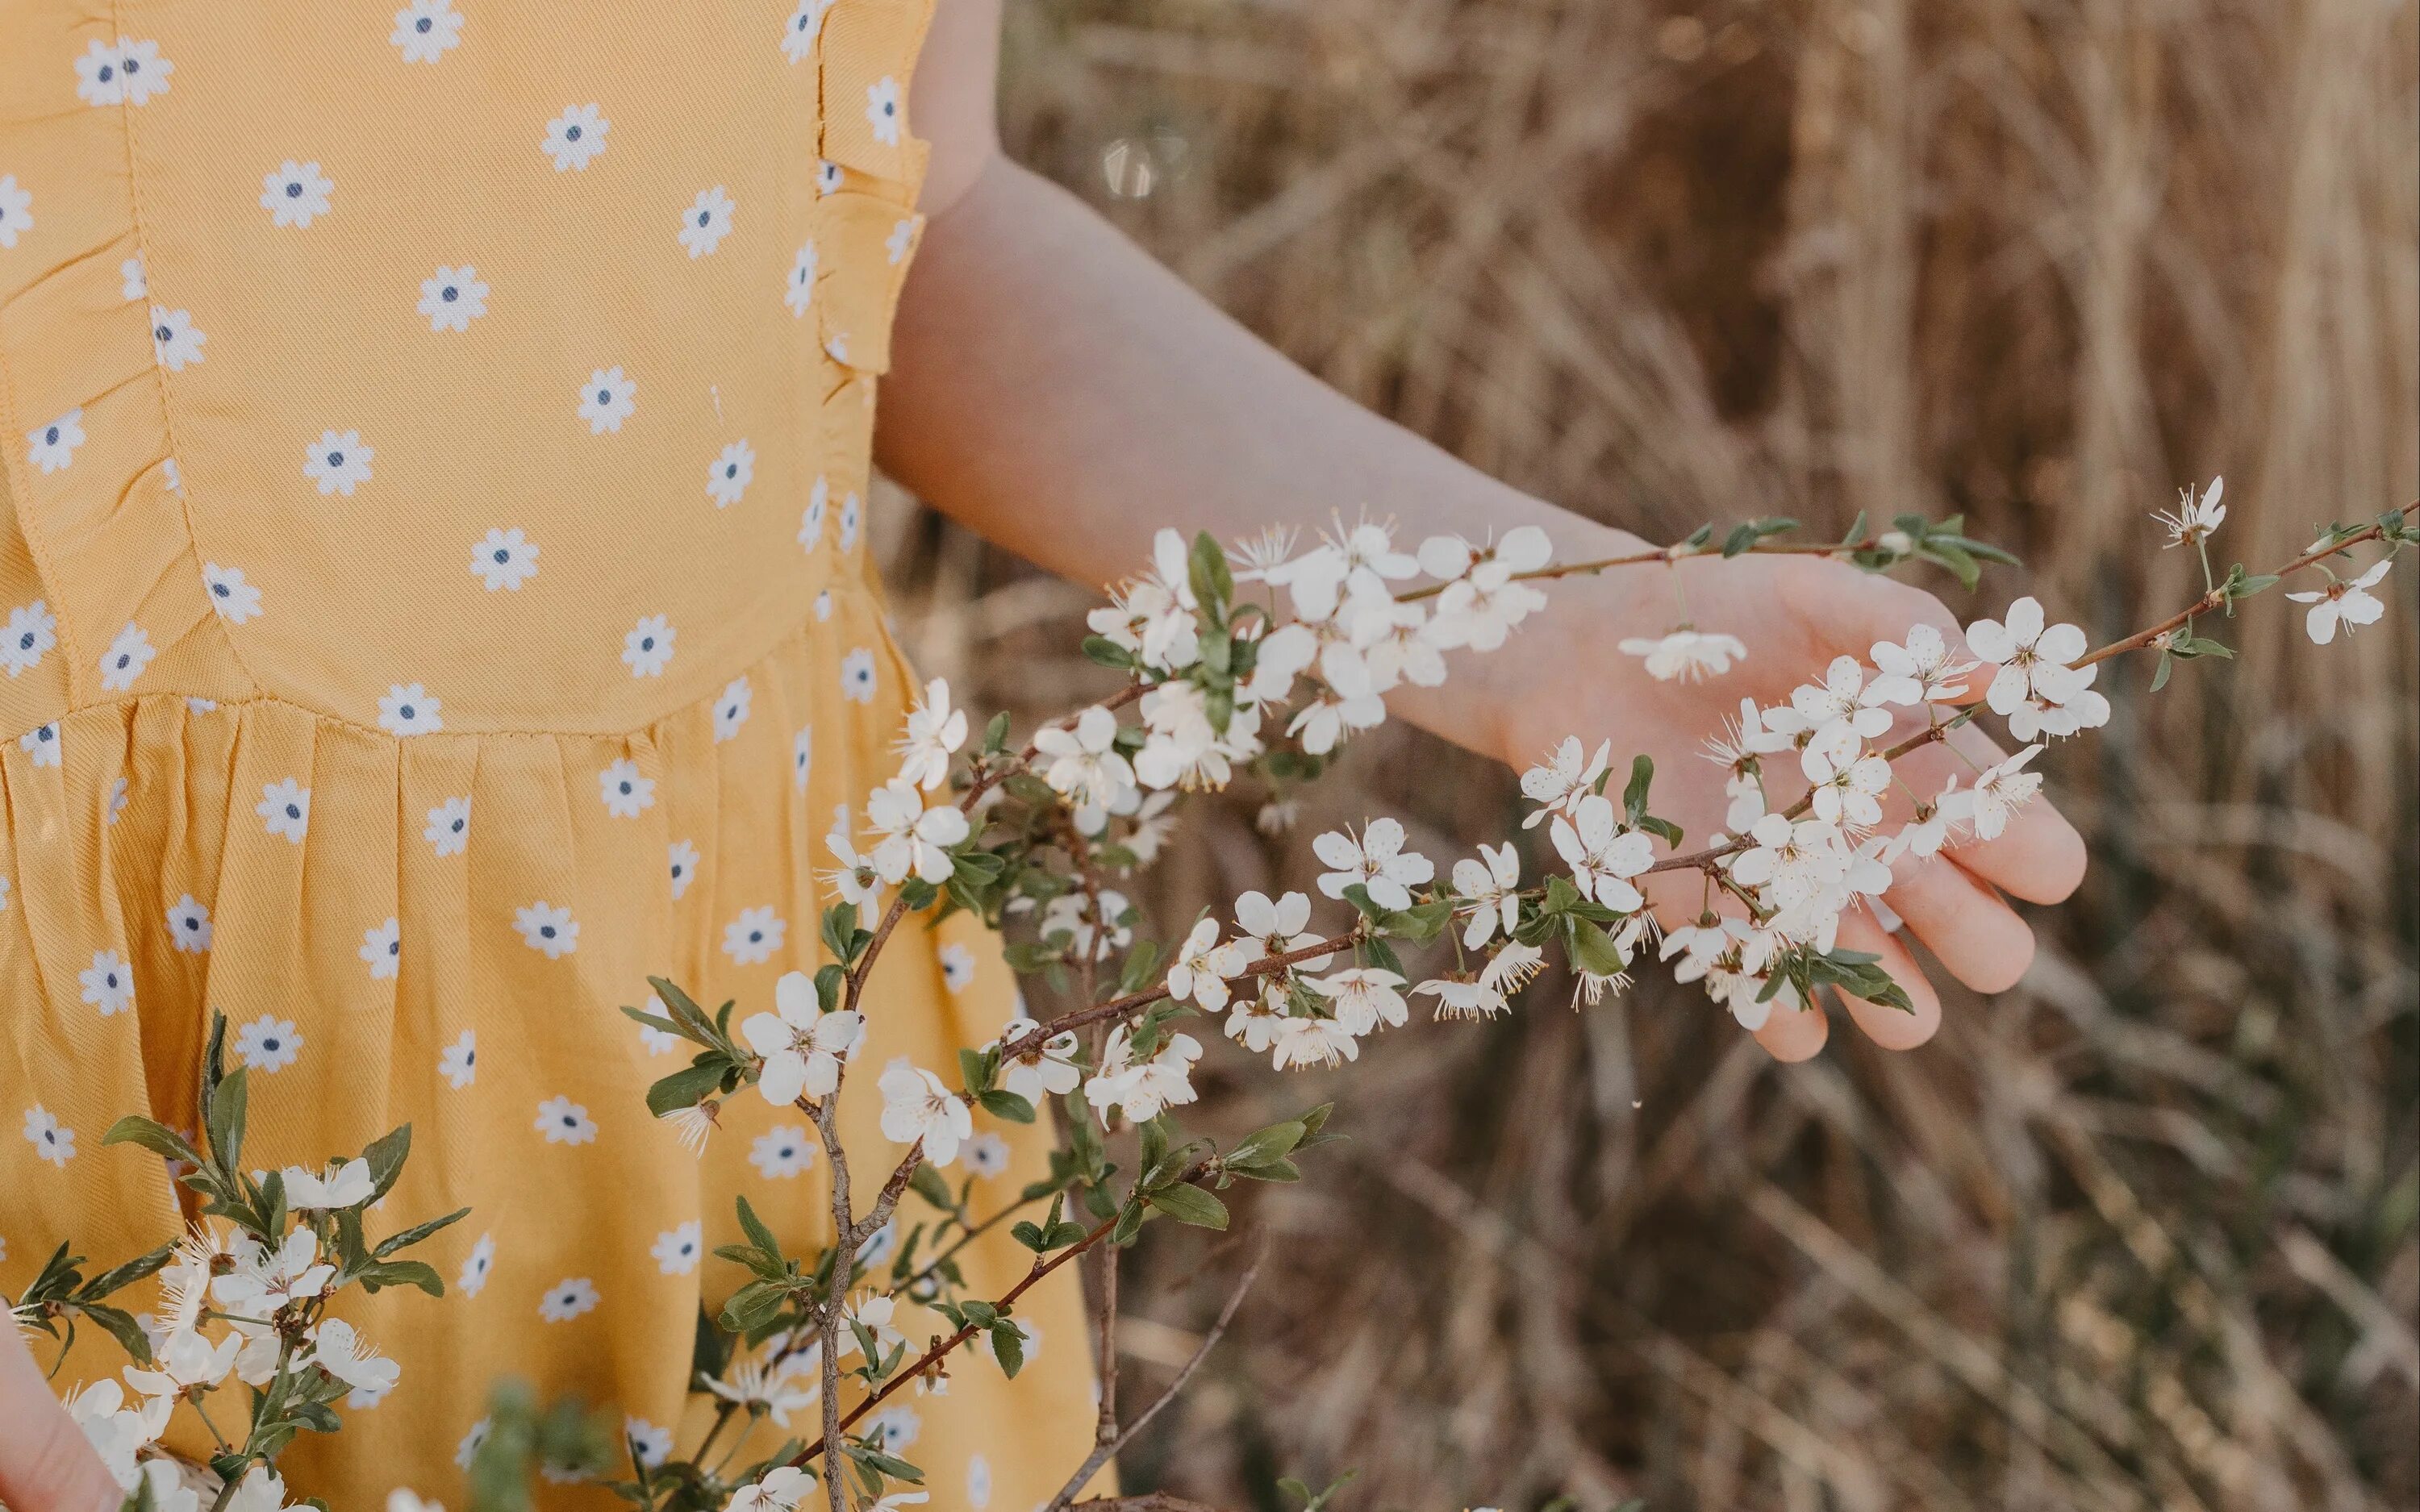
[373,1206,470,1260]
[361,1123,412,1203]
[958,1047,991,1095]
[205,1065,248,1179]
[820,904,861,964]
[1116,937,1164,996]
[988,1318,1026,1378]
[353,1258,444,1297]
[815,963,846,1013]
[1187,529,1234,614]
[909,1162,958,1212]
[79,1242,174,1302]
[102,1116,200,1167]
[1225,1119,1306,1170]
[646,1060,731,1118]
[978,1089,1036,1124]
[1080,635,1137,670]
[1145,1183,1229,1230]
[735,1193,783,1262]
[1566,919,1629,977]
[1621,754,1654,826]
[982,710,1012,754]
[76,1302,154,1364]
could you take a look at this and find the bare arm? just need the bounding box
[873,0,2084,1059]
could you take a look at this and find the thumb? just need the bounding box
[0,1322,127,1512]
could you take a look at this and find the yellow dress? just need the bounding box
[0,2,1097,1504]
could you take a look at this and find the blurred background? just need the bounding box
[869,1,2420,1507]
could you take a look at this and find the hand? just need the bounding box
[0,1322,123,1512]
[1483,531,2087,1061]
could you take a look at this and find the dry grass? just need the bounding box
[870,1,2420,1506]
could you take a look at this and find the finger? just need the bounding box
[0,1323,124,1512]
[1753,994,1830,1061]
[1910,720,2088,903]
[1883,850,2037,993]
[1784,560,1974,669]
[1830,908,1943,1050]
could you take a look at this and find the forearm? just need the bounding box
[874,156,1647,759]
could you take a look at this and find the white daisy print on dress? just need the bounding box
[28,410,84,473]
[712,676,753,742]
[514,901,578,958]
[98,623,155,692]
[20,723,60,766]
[2,600,58,677]
[623,614,675,678]
[469,527,539,590]
[150,306,206,371]
[456,1415,493,1465]
[378,683,443,735]
[535,1095,597,1146]
[635,1012,679,1054]
[839,491,862,551]
[785,242,819,317]
[624,1418,674,1470]
[538,1277,599,1322]
[361,918,401,980]
[939,942,976,994]
[121,255,147,300]
[816,158,844,196]
[457,1235,495,1297]
[707,439,754,507]
[23,1106,75,1168]
[667,839,699,900]
[600,758,655,818]
[867,1406,920,1455]
[166,893,211,952]
[651,1222,703,1276]
[232,1014,302,1073]
[866,77,903,147]
[418,265,489,331]
[886,217,918,266]
[202,564,264,623]
[304,430,373,495]
[79,950,135,1018]
[163,457,182,493]
[76,38,173,108]
[440,1029,477,1089]
[390,0,464,63]
[967,1454,993,1510]
[106,777,129,824]
[793,726,812,791]
[186,697,216,714]
[812,589,833,623]
[261,161,334,227]
[779,0,833,62]
[578,367,636,433]
[0,176,31,249]
[678,186,736,258]
[257,777,311,843]
[541,105,609,171]
[426,796,471,856]
[799,477,828,550]
[722,906,784,965]
[963,1132,1011,1179]
[840,647,878,704]
[749,1126,815,1180]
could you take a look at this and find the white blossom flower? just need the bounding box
[878,1063,973,1166]
[707,439,754,506]
[1035,705,1136,808]
[1286,644,1387,755]
[303,429,373,494]
[1966,597,2095,718]
[391,0,465,61]
[895,677,967,790]
[359,917,402,980]
[1308,967,1407,1035]
[743,973,864,1104]
[309,1317,400,1401]
[623,614,676,677]
[727,1468,816,1512]
[578,367,636,433]
[214,1230,333,1316]
[1451,842,1521,948]
[1165,916,1237,1012]
[1230,889,1328,973]
[1728,814,1847,909]
[2286,559,2393,645]
[1800,729,1892,829]
[865,778,969,885]
[1084,1028,1202,1124]
[1867,623,1975,706]
[1412,976,1508,1021]
[1520,736,1611,829]
[1312,817,1433,912]
[821,807,884,912]
[261,161,333,227]
[541,105,609,171]
[1617,628,1747,682]
[841,1292,908,1359]
[1968,744,2045,841]
[995,1023,1082,1103]
[1548,795,1653,912]
[2152,477,2225,548]
[122,1327,239,1401]
[678,185,736,257]
[417,264,487,331]
[1270,1015,1360,1070]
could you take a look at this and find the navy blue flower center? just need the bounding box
[398,704,415,719]
[326,450,344,466]
[285,803,301,819]
[540,924,557,938]
[442,285,459,302]
[565,124,582,141]
[415,15,432,31]
[286,181,303,198]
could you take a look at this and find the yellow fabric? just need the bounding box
[0,3,1095,1505]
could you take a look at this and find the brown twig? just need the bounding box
[1045,1240,1266,1510]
